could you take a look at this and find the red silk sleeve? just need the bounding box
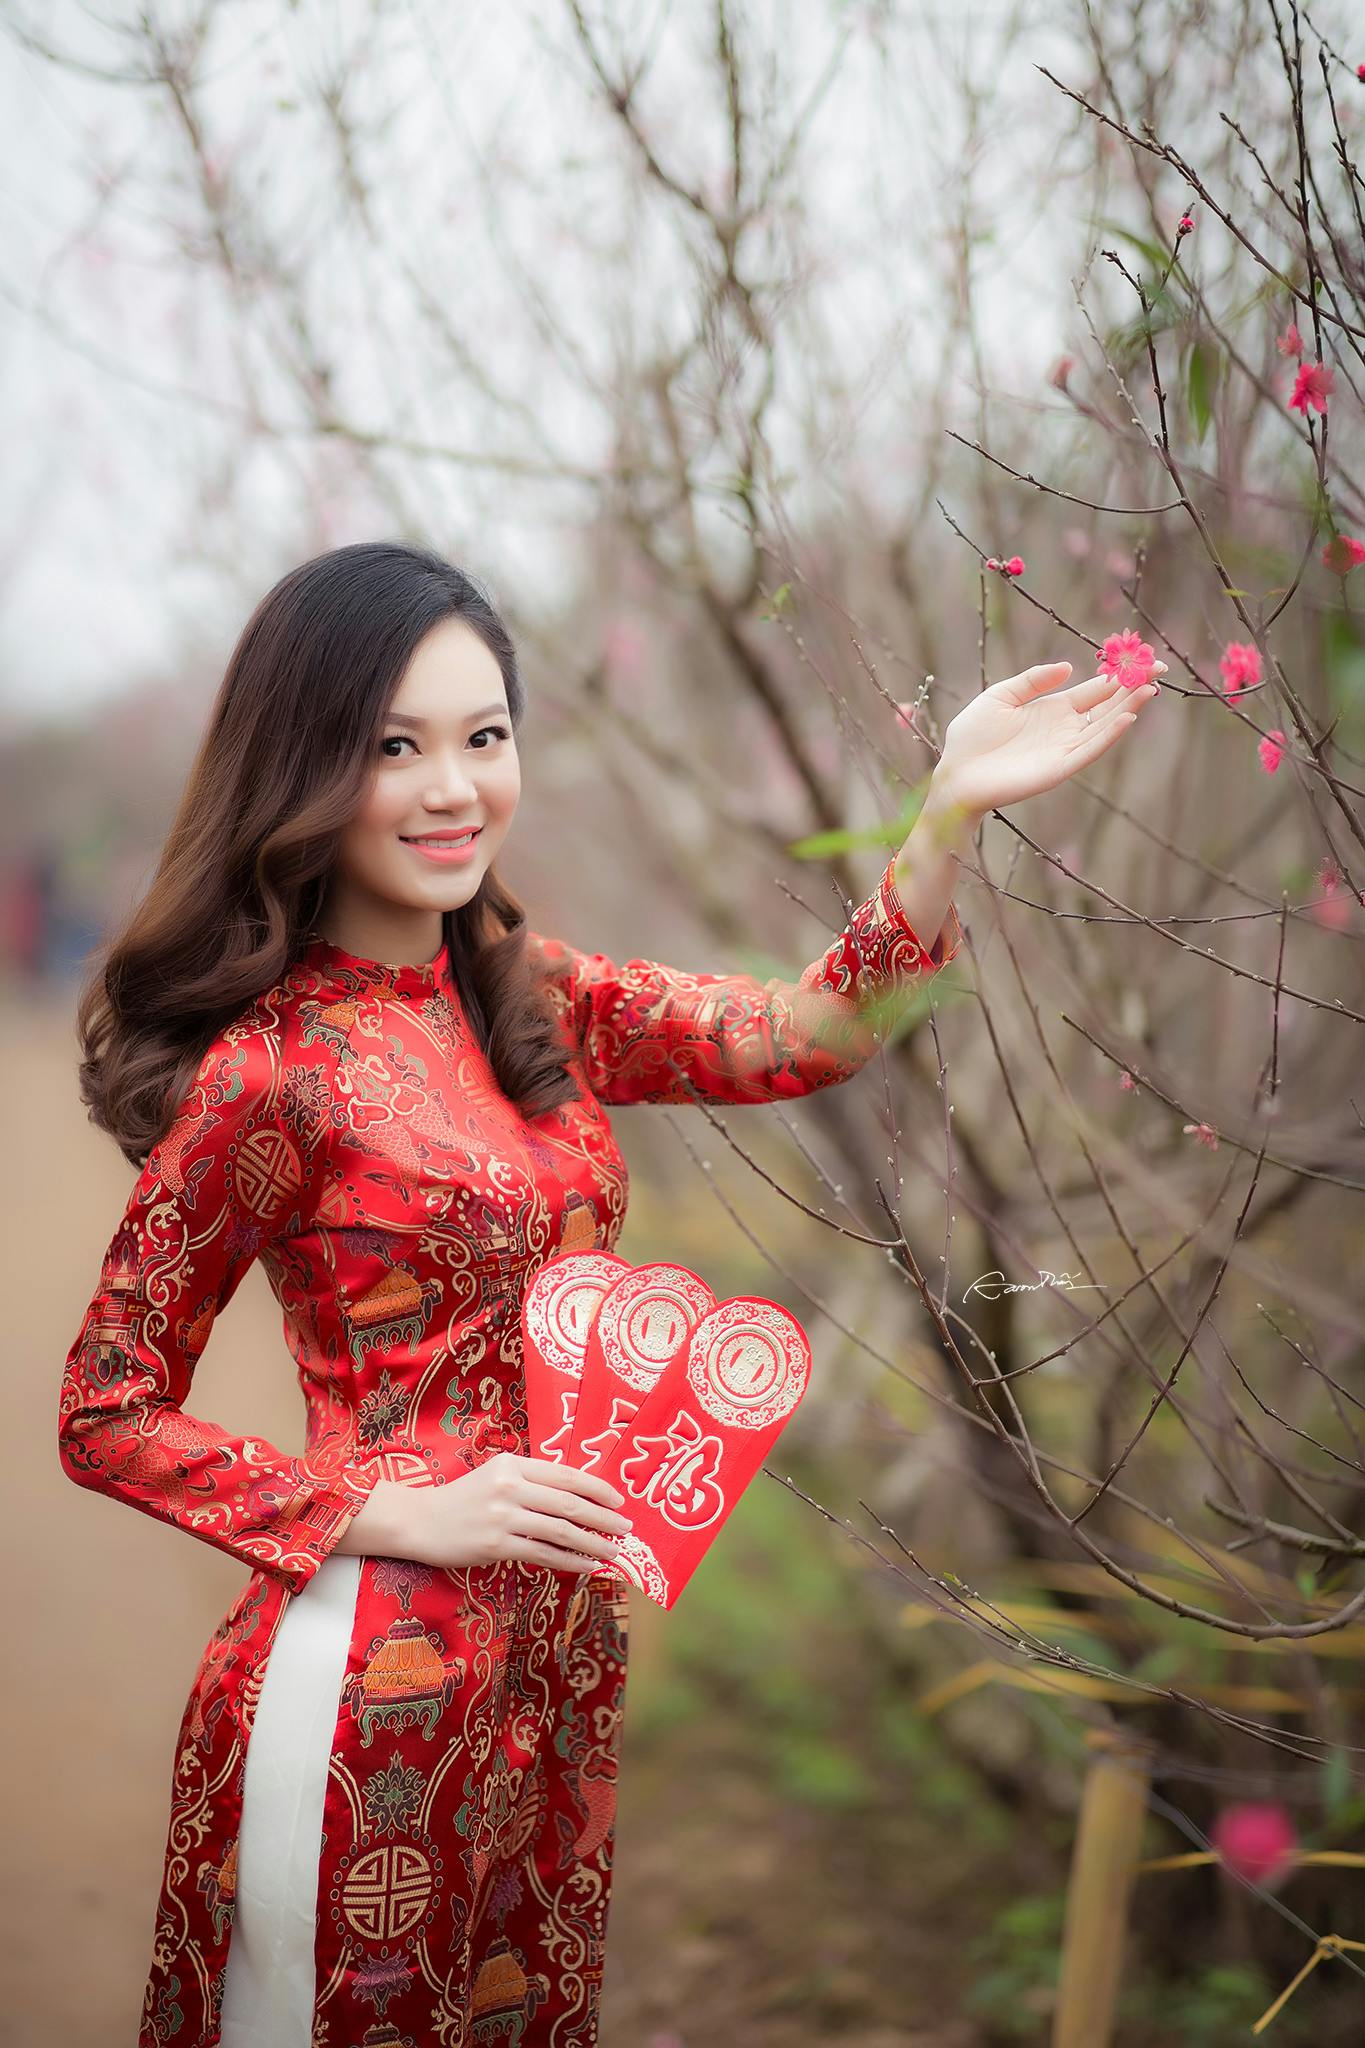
[531,852,964,1107]
[57,1018,379,1594]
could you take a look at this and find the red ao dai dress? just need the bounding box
[57,856,962,2048]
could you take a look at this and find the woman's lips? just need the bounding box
[401,829,483,865]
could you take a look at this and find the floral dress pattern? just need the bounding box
[57,855,962,2047]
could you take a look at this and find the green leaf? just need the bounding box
[1187,341,1218,443]
[786,789,926,861]
[1099,220,1176,276]
[1323,614,1365,748]
[1321,1743,1353,1819]
[787,825,875,858]
[758,581,791,623]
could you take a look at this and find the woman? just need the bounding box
[58,541,1159,2047]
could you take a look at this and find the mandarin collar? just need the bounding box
[300,929,450,999]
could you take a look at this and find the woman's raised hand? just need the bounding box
[904,658,1164,823]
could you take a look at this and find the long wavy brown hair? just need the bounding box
[78,540,582,1167]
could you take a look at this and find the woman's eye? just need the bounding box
[380,724,509,759]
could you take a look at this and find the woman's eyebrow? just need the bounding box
[385,703,508,730]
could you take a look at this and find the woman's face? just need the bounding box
[324,617,521,955]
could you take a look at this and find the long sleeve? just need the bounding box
[57,1016,380,1595]
[530,850,964,1107]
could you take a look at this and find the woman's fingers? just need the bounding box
[902,660,1166,725]
[519,1478,630,1535]
[1067,671,1126,713]
[1075,686,1157,756]
[1068,663,1168,715]
[991,660,1074,707]
[518,1508,624,1561]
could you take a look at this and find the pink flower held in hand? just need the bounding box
[1218,641,1262,700]
[1212,1804,1297,1889]
[1258,729,1287,775]
[1182,1121,1219,1149]
[1322,533,1365,574]
[1097,629,1158,689]
[1275,322,1304,358]
[1288,360,1335,415]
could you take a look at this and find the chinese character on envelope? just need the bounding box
[521,1251,813,1609]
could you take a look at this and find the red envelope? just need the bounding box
[567,1262,718,1471]
[587,1294,813,1610]
[521,1251,631,1462]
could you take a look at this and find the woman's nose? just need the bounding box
[424,763,480,805]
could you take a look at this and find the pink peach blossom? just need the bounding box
[1183,1121,1219,1149]
[1322,533,1365,574]
[1258,729,1287,775]
[1212,1804,1297,1888]
[1311,891,1351,931]
[1275,323,1304,358]
[1218,641,1261,700]
[1097,630,1158,689]
[1310,860,1350,929]
[1289,360,1335,415]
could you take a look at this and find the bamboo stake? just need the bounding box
[1051,1728,1152,2048]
